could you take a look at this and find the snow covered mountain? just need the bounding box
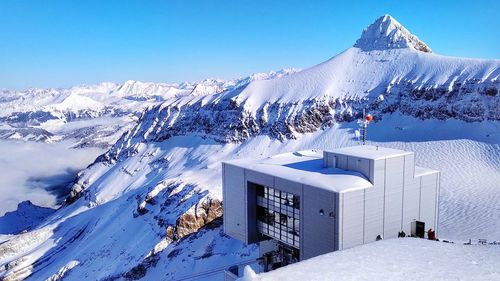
[354,14,432,52]
[0,15,499,281]
[0,69,297,148]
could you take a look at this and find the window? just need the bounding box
[254,183,300,248]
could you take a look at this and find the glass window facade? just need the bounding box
[254,183,300,248]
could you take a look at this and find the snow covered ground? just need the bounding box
[242,238,500,281]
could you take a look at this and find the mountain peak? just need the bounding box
[354,14,432,53]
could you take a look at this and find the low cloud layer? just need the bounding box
[0,140,104,216]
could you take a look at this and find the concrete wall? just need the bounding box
[301,185,337,259]
[339,153,439,250]
[383,156,405,239]
[364,159,385,243]
[340,189,365,249]
[419,172,440,233]
[402,153,418,233]
[347,156,372,182]
[222,163,247,243]
[323,151,373,183]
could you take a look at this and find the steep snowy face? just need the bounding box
[354,14,432,52]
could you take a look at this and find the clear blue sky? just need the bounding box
[1,0,499,90]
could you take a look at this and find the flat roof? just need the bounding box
[415,166,439,177]
[326,145,413,160]
[225,150,373,193]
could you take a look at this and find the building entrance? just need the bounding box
[261,242,300,272]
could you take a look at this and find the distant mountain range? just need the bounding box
[0,69,297,147]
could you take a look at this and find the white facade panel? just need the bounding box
[383,156,404,239]
[370,159,386,186]
[404,154,415,181]
[302,185,336,259]
[419,173,438,231]
[275,177,302,195]
[402,177,420,233]
[323,151,335,168]
[336,193,343,250]
[341,189,365,249]
[223,163,247,242]
[363,159,386,243]
[336,155,348,170]
[363,186,384,243]
[245,169,274,187]
[347,156,371,180]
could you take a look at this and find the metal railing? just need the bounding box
[174,258,260,281]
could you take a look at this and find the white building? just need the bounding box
[222,145,440,270]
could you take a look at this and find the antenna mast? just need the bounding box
[362,109,366,145]
[361,109,373,145]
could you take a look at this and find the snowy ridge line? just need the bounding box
[90,37,500,161]
[0,69,298,119]
[0,69,298,146]
[100,77,498,162]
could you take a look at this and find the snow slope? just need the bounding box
[243,238,500,281]
[2,118,498,280]
[0,14,499,281]
[0,201,55,235]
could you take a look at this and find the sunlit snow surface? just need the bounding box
[0,118,498,280]
[244,238,500,281]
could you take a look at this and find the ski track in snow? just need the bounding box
[387,140,500,241]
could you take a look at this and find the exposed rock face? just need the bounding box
[94,77,498,164]
[123,182,223,280]
[382,80,500,121]
[165,198,222,242]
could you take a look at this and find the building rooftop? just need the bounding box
[415,166,439,177]
[326,145,413,160]
[225,150,373,193]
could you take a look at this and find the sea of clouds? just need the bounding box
[0,140,104,216]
